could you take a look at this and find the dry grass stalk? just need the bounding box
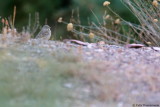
[12,6,16,29]
[59,0,159,46]
[122,0,160,46]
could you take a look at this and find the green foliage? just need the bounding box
[0,0,71,28]
[72,0,138,24]
[0,0,138,40]
[0,0,137,27]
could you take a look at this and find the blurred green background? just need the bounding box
[0,0,137,39]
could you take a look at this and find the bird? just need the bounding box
[35,25,51,40]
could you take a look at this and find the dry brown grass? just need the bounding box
[58,0,160,47]
[122,0,160,46]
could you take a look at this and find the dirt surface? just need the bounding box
[60,40,160,71]
[29,40,160,105]
[1,39,160,106]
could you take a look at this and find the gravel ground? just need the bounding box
[25,39,160,105]
[1,39,160,106]
[34,40,160,102]
[35,40,160,71]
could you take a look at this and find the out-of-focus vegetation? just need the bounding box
[0,0,159,46]
[0,0,136,24]
[0,0,137,39]
[0,0,71,26]
[60,0,160,46]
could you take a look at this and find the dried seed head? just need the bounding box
[152,0,158,7]
[115,19,121,24]
[105,15,110,19]
[89,32,95,39]
[103,1,110,6]
[5,19,8,26]
[153,18,158,22]
[67,23,73,31]
[146,42,152,45]
[1,18,5,24]
[3,27,7,34]
[58,17,63,23]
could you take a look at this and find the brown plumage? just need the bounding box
[35,25,51,40]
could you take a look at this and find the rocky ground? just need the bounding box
[0,39,160,107]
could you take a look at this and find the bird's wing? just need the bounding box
[36,30,50,38]
[35,31,43,38]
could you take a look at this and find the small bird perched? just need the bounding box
[35,25,51,40]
